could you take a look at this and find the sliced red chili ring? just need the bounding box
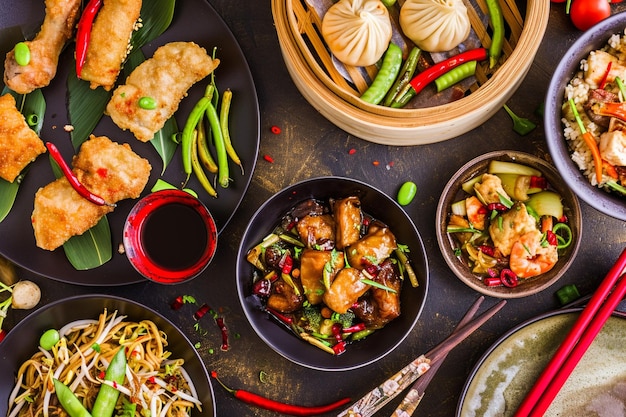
[484,277,502,286]
[478,245,495,257]
[500,269,518,287]
[545,230,558,246]
[529,175,548,189]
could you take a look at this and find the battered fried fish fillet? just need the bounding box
[80,0,143,90]
[32,135,152,251]
[4,0,81,94]
[0,94,46,182]
[106,42,219,142]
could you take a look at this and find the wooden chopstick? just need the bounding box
[388,296,488,416]
[514,247,626,417]
[337,296,506,417]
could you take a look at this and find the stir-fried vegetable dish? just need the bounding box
[246,196,418,355]
[446,161,573,287]
[7,309,202,417]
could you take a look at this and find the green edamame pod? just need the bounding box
[53,379,93,417]
[487,0,504,68]
[434,61,477,92]
[91,347,127,417]
[383,46,421,107]
[360,43,403,105]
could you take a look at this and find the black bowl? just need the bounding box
[0,294,215,417]
[236,176,429,371]
[545,12,626,221]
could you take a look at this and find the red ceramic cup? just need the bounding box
[123,189,218,284]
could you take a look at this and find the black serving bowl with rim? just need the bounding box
[545,12,626,221]
[236,176,429,371]
[0,294,216,417]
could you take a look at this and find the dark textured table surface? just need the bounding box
[3,1,626,416]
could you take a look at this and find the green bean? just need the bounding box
[360,43,403,105]
[92,347,126,417]
[40,329,60,350]
[390,87,416,108]
[487,0,504,68]
[219,89,243,174]
[383,46,421,107]
[434,60,477,92]
[181,96,212,183]
[53,379,93,417]
[191,130,218,197]
[205,102,230,188]
[14,42,30,66]
[197,115,218,174]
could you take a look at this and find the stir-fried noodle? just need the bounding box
[7,309,202,417]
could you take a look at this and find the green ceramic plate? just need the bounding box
[457,309,626,416]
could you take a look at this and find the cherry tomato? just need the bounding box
[569,0,611,31]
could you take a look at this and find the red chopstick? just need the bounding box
[514,247,626,417]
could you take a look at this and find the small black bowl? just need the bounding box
[236,176,429,371]
[0,294,216,417]
[545,12,626,221]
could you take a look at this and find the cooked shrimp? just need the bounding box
[509,230,558,279]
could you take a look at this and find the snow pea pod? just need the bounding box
[53,379,93,417]
[360,43,403,105]
[91,347,127,417]
[434,61,477,92]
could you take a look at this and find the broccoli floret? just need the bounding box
[302,303,322,332]
[332,310,356,329]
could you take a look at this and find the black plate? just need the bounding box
[236,176,429,371]
[0,0,260,285]
[0,294,215,417]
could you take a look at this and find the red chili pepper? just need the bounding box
[332,340,347,355]
[529,175,547,189]
[487,202,508,212]
[266,307,293,325]
[216,317,229,351]
[0,329,5,343]
[211,371,351,416]
[45,142,114,207]
[171,296,184,310]
[281,255,293,274]
[484,277,502,287]
[598,61,613,90]
[409,48,488,95]
[342,322,366,333]
[75,0,102,77]
[500,269,519,287]
[546,230,558,246]
[194,304,212,320]
[263,154,274,163]
[270,125,281,134]
[478,245,495,257]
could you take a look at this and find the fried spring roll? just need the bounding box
[80,0,143,90]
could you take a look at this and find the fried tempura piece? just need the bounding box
[32,135,151,251]
[0,94,46,182]
[106,42,219,142]
[80,0,143,90]
[4,0,81,94]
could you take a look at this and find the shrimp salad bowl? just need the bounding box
[436,151,582,299]
[545,12,626,220]
[236,176,429,371]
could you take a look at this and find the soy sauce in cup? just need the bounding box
[123,190,218,284]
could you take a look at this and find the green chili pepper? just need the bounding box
[53,379,93,417]
[138,96,157,110]
[383,46,421,107]
[503,104,536,136]
[487,0,504,68]
[434,60,477,92]
[181,96,212,183]
[220,89,243,171]
[360,43,403,105]
[206,101,230,188]
[14,42,31,66]
[191,130,218,197]
[91,347,127,417]
[196,114,218,174]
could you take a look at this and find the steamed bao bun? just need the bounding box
[400,0,471,52]
[321,0,392,67]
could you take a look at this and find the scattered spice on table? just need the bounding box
[270,125,282,134]
[348,148,357,155]
[263,154,275,163]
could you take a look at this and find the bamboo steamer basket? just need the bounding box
[271,0,549,145]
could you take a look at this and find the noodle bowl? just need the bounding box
[7,309,202,417]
